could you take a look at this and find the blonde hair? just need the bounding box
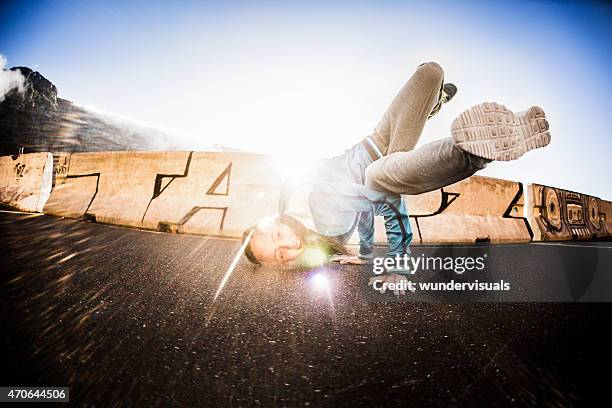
[242,215,349,264]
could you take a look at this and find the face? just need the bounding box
[249,221,304,264]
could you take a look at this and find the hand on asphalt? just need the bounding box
[330,255,369,265]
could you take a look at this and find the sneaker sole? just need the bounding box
[451,102,551,161]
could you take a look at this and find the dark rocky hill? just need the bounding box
[0,67,177,156]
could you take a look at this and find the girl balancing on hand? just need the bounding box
[241,62,551,270]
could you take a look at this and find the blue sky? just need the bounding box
[1,0,611,198]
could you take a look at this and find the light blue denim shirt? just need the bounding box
[280,139,412,259]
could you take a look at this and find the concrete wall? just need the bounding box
[40,151,537,243]
[44,151,282,238]
[0,152,53,212]
[526,183,610,241]
[1,151,609,243]
[349,175,532,245]
[407,176,531,243]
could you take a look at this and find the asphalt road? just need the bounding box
[1,211,611,407]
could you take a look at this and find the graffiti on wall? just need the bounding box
[14,163,25,179]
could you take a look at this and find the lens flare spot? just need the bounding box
[309,271,332,294]
[300,247,327,267]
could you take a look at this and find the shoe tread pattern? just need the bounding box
[451,102,551,161]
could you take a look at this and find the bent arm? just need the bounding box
[357,210,375,260]
[375,195,412,258]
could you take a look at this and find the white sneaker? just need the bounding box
[451,102,551,161]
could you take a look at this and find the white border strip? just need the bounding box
[365,136,383,159]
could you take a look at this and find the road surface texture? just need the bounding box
[1,211,611,407]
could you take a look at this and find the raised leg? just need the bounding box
[365,137,490,195]
[369,62,444,156]
[365,101,552,195]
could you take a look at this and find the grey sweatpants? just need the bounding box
[364,62,490,195]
